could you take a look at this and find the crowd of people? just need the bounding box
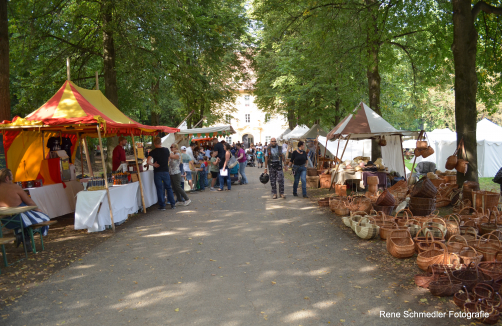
[146,136,311,210]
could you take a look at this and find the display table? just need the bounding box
[332,170,364,188]
[28,184,73,218]
[139,170,157,208]
[75,182,140,232]
[64,180,84,211]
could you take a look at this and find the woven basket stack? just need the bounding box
[409,177,437,216]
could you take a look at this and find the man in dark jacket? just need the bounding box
[264,138,287,199]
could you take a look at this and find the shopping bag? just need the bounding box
[220,168,228,177]
[184,180,191,192]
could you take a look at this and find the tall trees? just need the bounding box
[0,0,9,121]
[451,0,502,184]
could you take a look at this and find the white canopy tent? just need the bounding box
[277,128,291,142]
[326,102,419,177]
[409,119,502,177]
[161,125,235,148]
[283,125,310,141]
[300,124,328,139]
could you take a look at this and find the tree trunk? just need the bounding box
[0,0,10,121]
[287,106,296,130]
[452,0,479,185]
[150,79,160,129]
[366,0,382,161]
[102,0,119,171]
[334,98,341,126]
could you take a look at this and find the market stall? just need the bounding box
[326,102,419,190]
[0,80,178,231]
[161,125,235,149]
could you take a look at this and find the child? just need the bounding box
[203,156,210,187]
[209,150,220,191]
[256,148,264,168]
[195,158,207,191]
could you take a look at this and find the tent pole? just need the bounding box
[67,57,71,81]
[83,137,94,177]
[408,130,424,186]
[329,134,351,191]
[131,133,147,214]
[399,135,407,181]
[79,133,84,175]
[42,132,45,159]
[97,125,115,232]
[314,136,319,170]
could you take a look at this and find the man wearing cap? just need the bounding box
[264,137,287,199]
[112,136,128,171]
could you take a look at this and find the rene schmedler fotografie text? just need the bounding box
[380,310,490,319]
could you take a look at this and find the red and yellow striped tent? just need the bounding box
[1,80,178,181]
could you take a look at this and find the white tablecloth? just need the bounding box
[75,182,140,232]
[140,170,157,208]
[331,170,364,188]
[28,184,73,219]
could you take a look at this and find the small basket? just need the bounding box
[355,217,380,240]
[367,176,379,185]
[454,286,475,308]
[452,263,494,291]
[318,198,330,207]
[429,269,463,296]
[379,222,408,240]
[387,230,415,258]
[417,241,449,271]
[459,245,483,266]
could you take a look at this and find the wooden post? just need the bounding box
[329,134,351,191]
[42,132,45,159]
[67,57,71,81]
[97,125,115,231]
[131,133,147,213]
[79,134,84,175]
[83,137,94,177]
[408,130,424,186]
[399,135,407,181]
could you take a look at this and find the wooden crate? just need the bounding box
[306,176,319,188]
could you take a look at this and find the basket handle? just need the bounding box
[478,233,502,248]
[424,217,447,227]
[489,229,502,241]
[406,218,420,226]
[447,235,468,246]
[446,214,461,225]
[458,206,475,216]
[351,210,369,217]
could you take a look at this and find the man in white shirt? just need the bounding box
[186,142,196,161]
[205,147,211,158]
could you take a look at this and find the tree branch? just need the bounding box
[472,1,502,20]
[43,33,103,57]
[387,41,417,89]
[391,29,427,40]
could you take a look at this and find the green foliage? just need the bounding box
[7,0,250,127]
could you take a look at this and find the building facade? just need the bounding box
[217,90,288,148]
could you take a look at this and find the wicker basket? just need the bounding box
[446,235,469,254]
[375,189,396,207]
[372,203,395,216]
[306,176,320,188]
[453,286,476,308]
[463,181,480,204]
[355,217,380,240]
[417,241,449,271]
[318,198,330,207]
[387,230,415,258]
[409,197,436,216]
[478,262,502,280]
[349,215,365,231]
[347,196,372,214]
[410,177,438,199]
[367,176,379,185]
[459,245,483,266]
[415,226,445,253]
[414,266,438,288]
[475,233,501,261]
[473,191,501,212]
[329,197,343,212]
[452,263,494,291]
[307,167,318,176]
[473,283,496,300]
[429,273,462,296]
[430,178,446,188]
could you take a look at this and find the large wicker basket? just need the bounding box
[375,189,396,206]
[417,241,450,271]
[473,191,501,212]
[410,177,438,199]
[409,197,436,216]
[372,203,395,216]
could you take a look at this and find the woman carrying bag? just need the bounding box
[288,141,309,198]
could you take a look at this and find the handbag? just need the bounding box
[419,133,434,158]
[456,139,469,174]
[445,138,462,170]
[228,155,238,169]
[379,135,387,146]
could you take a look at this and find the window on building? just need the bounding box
[225,136,232,143]
[265,136,271,143]
[244,95,250,101]
[264,113,271,123]
[245,114,250,123]
[225,114,231,124]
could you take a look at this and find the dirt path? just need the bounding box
[1,167,468,325]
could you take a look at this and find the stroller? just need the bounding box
[246,153,256,167]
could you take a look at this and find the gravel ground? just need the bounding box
[1,167,471,326]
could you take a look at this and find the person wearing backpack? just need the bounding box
[264,137,287,199]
